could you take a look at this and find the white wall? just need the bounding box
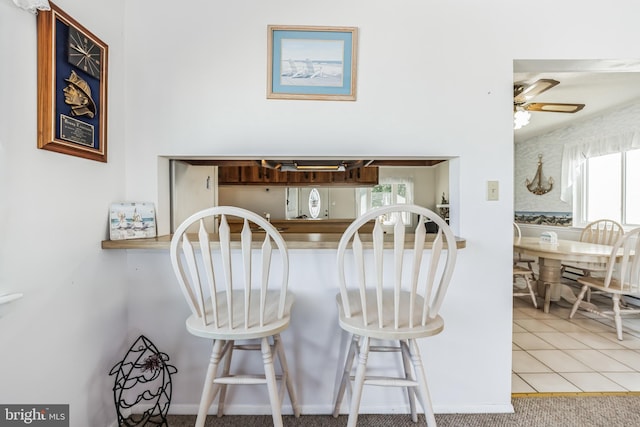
[121,0,640,417]
[123,0,521,415]
[328,187,357,218]
[219,185,287,218]
[0,1,127,426]
[434,161,450,207]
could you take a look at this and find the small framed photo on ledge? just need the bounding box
[267,25,358,101]
[109,203,157,241]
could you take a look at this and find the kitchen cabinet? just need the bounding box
[263,167,290,184]
[218,165,378,186]
[240,166,265,183]
[218,166,242,183]
[353,167,379,185]
[287,171,333,185]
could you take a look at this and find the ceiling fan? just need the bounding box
[513,78,585,129]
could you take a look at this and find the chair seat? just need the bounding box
[514,254,536,264]
[562,261,607,273]
[577,276,640,295]
[513,265,534,276]
[187,290,295,340]
[336,290,444,340]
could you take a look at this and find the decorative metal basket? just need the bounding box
[109,335,177,426]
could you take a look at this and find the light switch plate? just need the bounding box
[487,180,499,201]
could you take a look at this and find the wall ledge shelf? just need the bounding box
[102,233,466,251]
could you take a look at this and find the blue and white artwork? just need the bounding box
[269,26,356,99]
[110,202,157,240]
[279,39,344,87]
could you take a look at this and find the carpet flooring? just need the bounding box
[164,394,640,426]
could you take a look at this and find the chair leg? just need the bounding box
[400,340,418,423]
[274,334,301,417]
[195,339,225,427]
[347,336,370,427]
[261,337,283,427]
[408,339,437,427]
[613,294,623,341]
[585,272,592,302]
[570,285,589,319]
[216,340,234,417]
[333,334,358,418]
[527,261,536,280]
[523,273,538,309]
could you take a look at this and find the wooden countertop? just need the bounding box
[102,233,466,250]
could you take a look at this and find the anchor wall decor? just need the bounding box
[526,154,554,195]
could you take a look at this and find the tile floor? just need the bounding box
[512,284,640,394]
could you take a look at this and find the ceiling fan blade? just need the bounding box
[514,79,560,104]
[525,102,585,113]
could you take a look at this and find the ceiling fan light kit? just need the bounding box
[514,107,531,130]
[513,78,585,129]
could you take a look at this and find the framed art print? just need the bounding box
[267,25,358,101]
[37,2,108,162]
[109,202,157,240]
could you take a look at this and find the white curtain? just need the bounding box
[561,131,640,202]
[12,0,50,14]
[559,103,640,202]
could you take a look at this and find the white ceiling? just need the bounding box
[513,60,640,143]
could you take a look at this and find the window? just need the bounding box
[357,179,414,226]
[577,148,640,226]
[626,149,640,224]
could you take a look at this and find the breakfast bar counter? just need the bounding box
[102,232,466,250]
[102,228,473,417]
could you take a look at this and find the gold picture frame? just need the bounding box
[37,2,108,162]
[267,25,358,101]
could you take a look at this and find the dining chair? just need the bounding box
[513,223,538,308]
[170,206,300,427]
[332,204,458,427]
[513,222,536,273]
[569,226,640,341]
[513,265,538,309]
[562,219,623,301]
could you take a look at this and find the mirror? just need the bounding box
[286,187,355,219]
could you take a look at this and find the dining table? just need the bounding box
[513,236,619,313]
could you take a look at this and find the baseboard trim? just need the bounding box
[513,391,640,398]
[166,402,515,416]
